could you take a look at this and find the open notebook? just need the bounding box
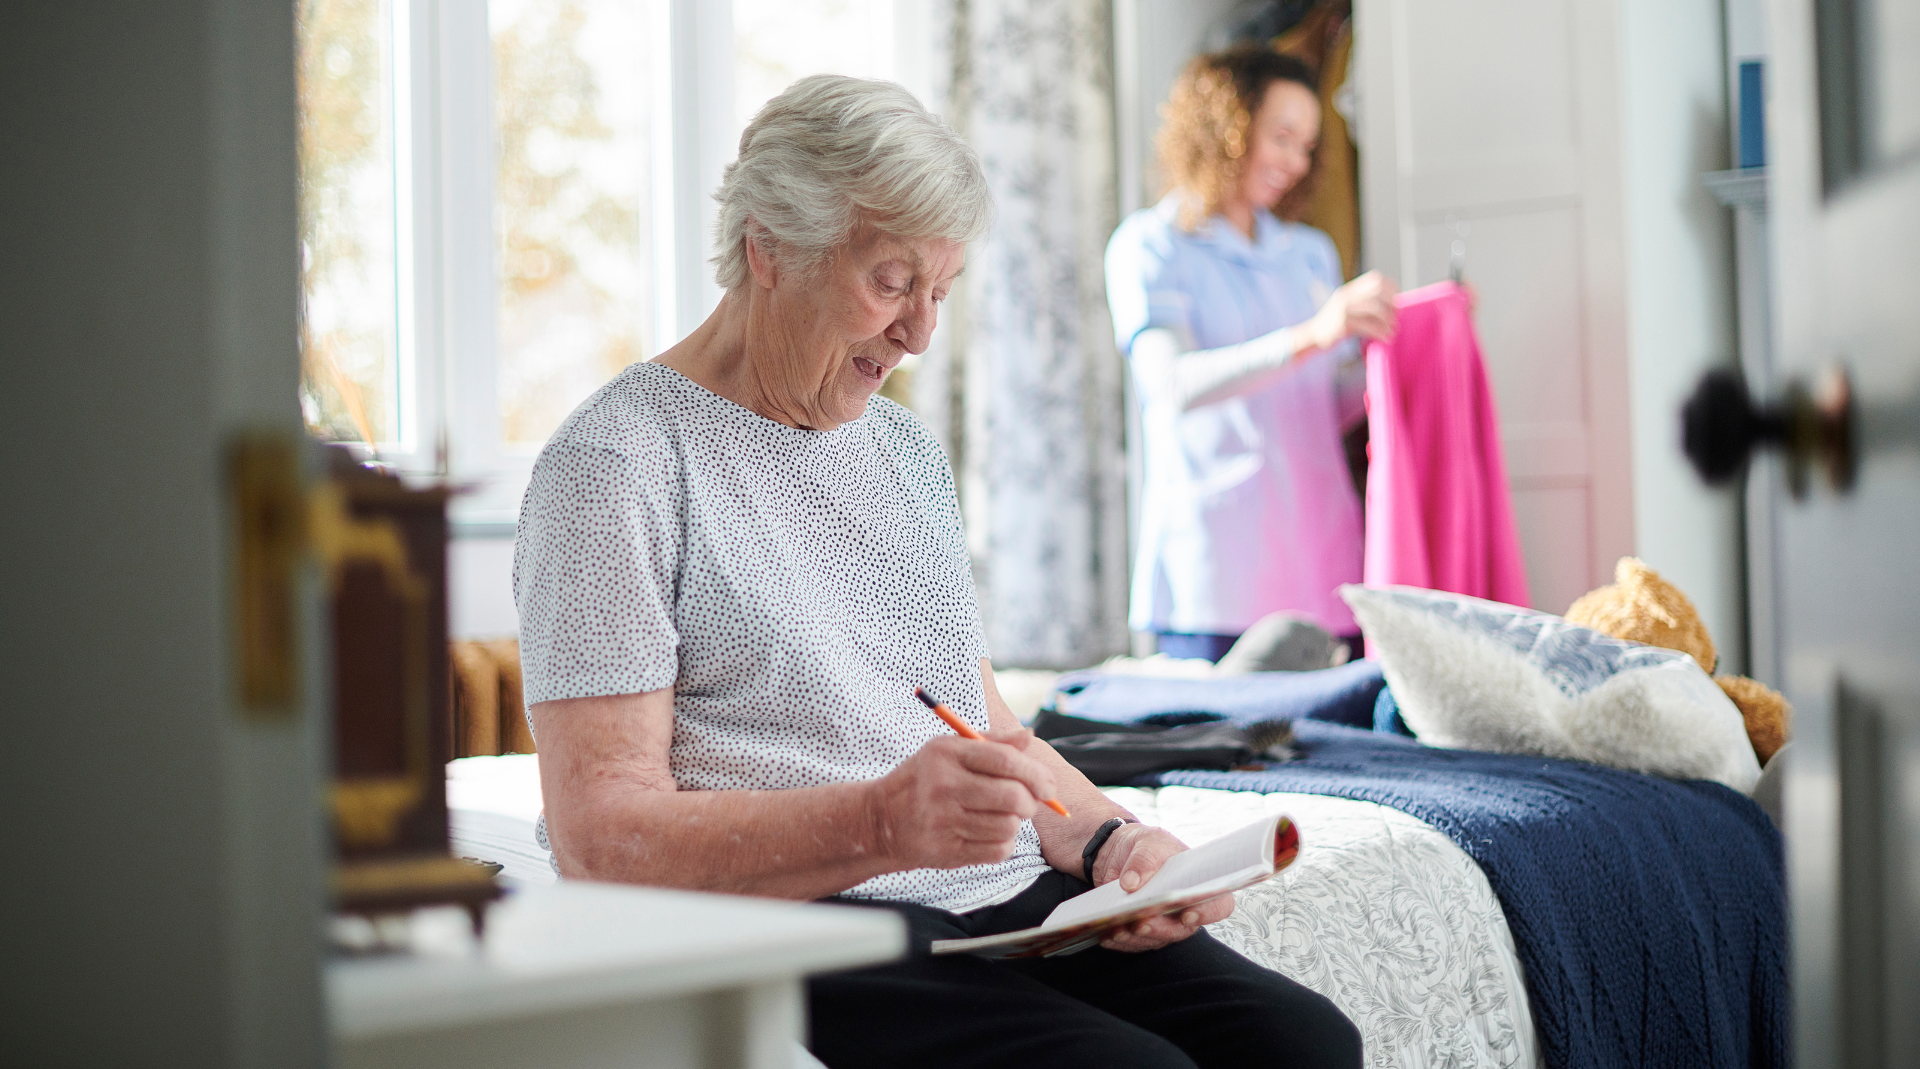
[932,813,1300,959]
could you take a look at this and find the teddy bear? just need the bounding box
[1565,557,1791,765]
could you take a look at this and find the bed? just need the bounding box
[448,657,1786,1069]
[1053,672,1789,1069]
[448,753,1544,1068]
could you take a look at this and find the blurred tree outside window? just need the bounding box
[733,0,895,134]
[492,0,653,450]
[297,0,402,448]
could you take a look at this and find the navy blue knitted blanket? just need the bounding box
[1145,720,1788,1069]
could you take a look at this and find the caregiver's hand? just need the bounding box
[1300,269,1398,354]
[868,727,1058,871]
[1091,823,1237,952]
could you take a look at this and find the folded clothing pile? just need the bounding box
[1049,658,1388,731]
[1031,709,1298,785]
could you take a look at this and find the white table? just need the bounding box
[329,882,905,1069]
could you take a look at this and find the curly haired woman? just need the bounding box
[1106,47,1399,660]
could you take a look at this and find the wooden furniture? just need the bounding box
[329,882,904,1069]
[318,450,499,929]
[450,637,537,757]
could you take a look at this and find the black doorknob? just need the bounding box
[1681,366,1854,497]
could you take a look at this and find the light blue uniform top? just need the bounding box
[1105,195,1363,636]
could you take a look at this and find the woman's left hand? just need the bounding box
[1089,823,1237,952]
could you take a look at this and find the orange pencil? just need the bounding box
[914,687,1072,818]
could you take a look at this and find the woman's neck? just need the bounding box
[655,289,822,430]
[657,292,767,414]
[1217,196,1258,240]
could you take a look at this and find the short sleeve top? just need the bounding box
[1104,194,1344,355]
[513,361,1048,913]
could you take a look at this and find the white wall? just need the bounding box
[1618,0,1745,671]
[1,3,326,1064]
[452,536,522,639]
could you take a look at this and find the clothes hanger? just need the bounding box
[1447,214,1469,284]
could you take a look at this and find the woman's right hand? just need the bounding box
[867,729,1058,871]
[1300,270,1398,354]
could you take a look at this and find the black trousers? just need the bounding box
[809,870,1362,1069]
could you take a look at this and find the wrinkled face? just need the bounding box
[749,225,964,431]
[1237,79,1320,212]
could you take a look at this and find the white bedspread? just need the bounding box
[1112,787,1540,1069]
[445,754,557,887]
[446,756,1540,1068]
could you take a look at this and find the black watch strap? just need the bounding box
[1082,817,1137,884]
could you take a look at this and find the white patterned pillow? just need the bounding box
[1340,585,1761,792]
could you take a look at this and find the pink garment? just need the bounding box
[1363,282,1530,607]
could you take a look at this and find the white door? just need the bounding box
[1761,0,1920,1064]
[1353,0,1638,616]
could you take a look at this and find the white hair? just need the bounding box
[710,74,992,290]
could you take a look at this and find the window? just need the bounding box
[297,0,403,449]
[491,0,655,452]
[296,0,919,528]
[733,0,898,133]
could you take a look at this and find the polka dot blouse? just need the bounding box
[514,361,1049,913]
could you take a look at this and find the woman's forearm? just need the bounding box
[549,776,898,899]
[1132,324,1330,411]
[1026,739,1138,875]
[976,659,1135,876]
[537,685,1062,900]
[535,691,900,899]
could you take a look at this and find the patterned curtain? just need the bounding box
[917,0,1130,669]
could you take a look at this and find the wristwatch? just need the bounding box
[1082,817,1138,884]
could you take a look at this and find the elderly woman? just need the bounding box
[515,75,1360,1069]
[1106,48,1399,662]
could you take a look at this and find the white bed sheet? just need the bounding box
[445,757,1539,1068]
